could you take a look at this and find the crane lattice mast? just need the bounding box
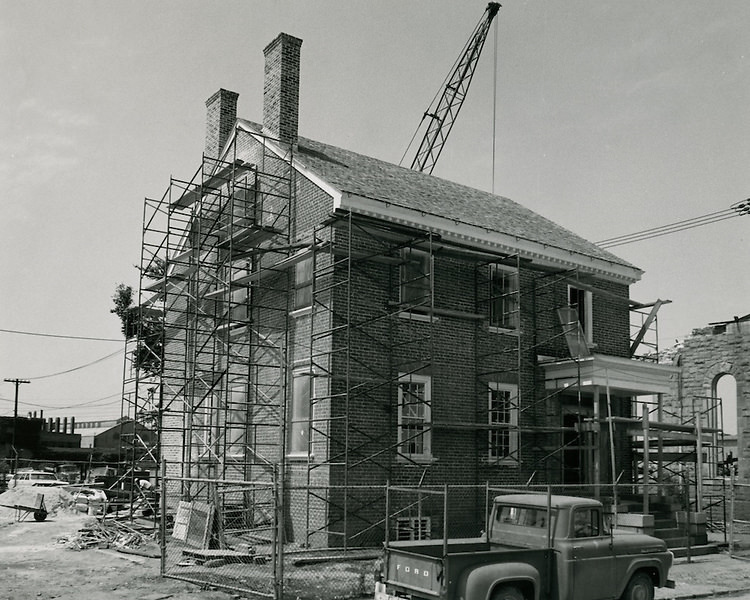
[409,2,501,174]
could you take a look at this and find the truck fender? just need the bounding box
[616,558,664,597]
[459,561,541,600]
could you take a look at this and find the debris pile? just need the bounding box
[58,517,160,557]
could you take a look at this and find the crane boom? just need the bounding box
[409,2,501,174]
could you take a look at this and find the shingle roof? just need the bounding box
[238,119,637,274]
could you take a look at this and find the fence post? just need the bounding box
[729,471,736,557]
[443,484,448,560]
[274,464,284,600]
[384,481,390,547]
[160,458,167,576]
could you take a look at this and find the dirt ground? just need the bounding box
[0,487,238,600]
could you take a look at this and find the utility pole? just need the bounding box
[4,378,30,473]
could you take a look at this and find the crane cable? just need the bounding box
[492,14,498,195]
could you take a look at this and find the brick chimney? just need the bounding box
[263,33,302,148]
[205,88,239,160]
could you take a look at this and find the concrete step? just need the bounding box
[670,542,719,559]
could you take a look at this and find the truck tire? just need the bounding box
[622,572,653,600]
[492,584,524,600]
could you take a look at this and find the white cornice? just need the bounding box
[340,192,643,284]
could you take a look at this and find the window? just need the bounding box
[398,374,432,459]
[400,249,431,305]
[489,264,519,330]
[495,505,553,529]
[488,383,518,463]
[230,287,249,323]
[227,383,247,456]
[572,507,601,538]
[568,286,593,343]
[287,372,312,456]
[396,517,431,541]
[295,257,313,309]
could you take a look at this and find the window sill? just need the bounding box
[286,453,313,462]
[488,325,519,336]
[396,455,438,465]
[398,311,437,323]
[289,306,312,319]
[485,458,519,467]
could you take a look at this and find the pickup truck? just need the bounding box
[374,493,674,600]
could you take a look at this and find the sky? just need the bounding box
[1,1,748,424]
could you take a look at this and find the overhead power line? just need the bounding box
[7,348,124,381]
[596,199,750,249]
[15,392,122,411]
[0,328,123,342]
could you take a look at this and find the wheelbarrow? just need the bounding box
[0,492,48,521]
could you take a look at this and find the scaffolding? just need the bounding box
[123,125,726,556]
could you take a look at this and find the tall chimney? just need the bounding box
[205,88,239,160]
[263,33,302,148]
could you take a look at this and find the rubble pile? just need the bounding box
[58,517,160,557]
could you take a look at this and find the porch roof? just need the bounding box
[541,354,679,396]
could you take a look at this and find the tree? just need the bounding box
[111,282,163,376]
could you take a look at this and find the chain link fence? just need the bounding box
[159,476,728,599]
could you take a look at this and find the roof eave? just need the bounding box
[340,192,643,285]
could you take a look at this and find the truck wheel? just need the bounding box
[622,572,653,600]
[492,585,524,600]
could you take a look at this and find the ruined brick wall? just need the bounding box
[662,320,750,515]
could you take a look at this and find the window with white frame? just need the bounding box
[294,256,313,310]
[398,374,432,459]
[400,249,431,305]
[568,286,593,343]
[489,264,519,330]
[488,383,518,463]
[287,372,312,456]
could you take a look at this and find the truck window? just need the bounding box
[573,507,601,538]
[495,505,554,529]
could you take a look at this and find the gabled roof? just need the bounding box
[234,120,642,283]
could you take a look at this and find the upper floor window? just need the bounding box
[227,383,247,457]
[400,249,431,305]
[489,383,518,463]
[295,256,313,310]
[287,371,312,457]
[230,286,249,323]
[489,265,519,330]
[568,286,593,343]
[397,374,432,460]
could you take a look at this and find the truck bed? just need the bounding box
[383,538,553,599]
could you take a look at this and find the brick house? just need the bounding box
[142,32,678,547]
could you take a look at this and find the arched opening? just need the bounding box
[714,373,738,435]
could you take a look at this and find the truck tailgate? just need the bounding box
[383,547,443,596]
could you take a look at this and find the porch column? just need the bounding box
[593,386,601,500]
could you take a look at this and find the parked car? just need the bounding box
[8,470,68,487]
[55,463,81,484]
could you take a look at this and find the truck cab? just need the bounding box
[489,494,674,600]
